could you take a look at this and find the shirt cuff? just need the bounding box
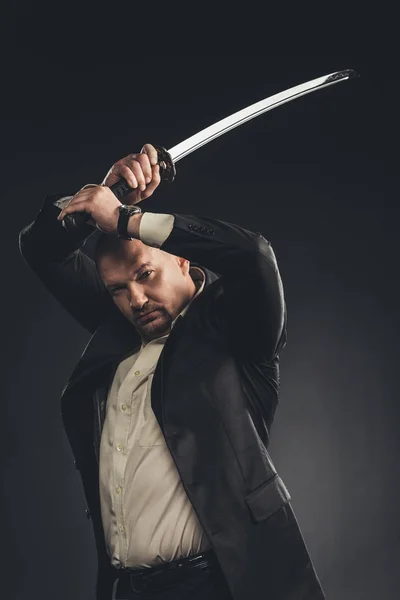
[139,212,175,248]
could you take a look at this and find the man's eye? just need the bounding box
[111,286,124,295]
[139,270,152,280]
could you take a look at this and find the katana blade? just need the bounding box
[59,69,358,232]
[168,69,358,164]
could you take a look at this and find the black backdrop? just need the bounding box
[1,12,399,600]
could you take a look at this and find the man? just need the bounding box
[19,144,325,599]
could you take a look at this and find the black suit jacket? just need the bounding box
[19,193,325,600]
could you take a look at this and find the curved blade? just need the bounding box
[168,69,358,163]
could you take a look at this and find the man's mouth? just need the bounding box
[135,310,158,324]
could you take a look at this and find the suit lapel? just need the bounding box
[61,310,141,397]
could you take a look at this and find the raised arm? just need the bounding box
[57,145,286,360]
[135,212,287,362]
[18,192,117,334]
[20,145,163,334]
[59,144,286,360]
[146,213,286,362]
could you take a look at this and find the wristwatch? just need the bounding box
[117,204,142,240]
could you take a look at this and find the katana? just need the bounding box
[164,69,358,167]
[60,69,358,230]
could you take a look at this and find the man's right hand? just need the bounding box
[101,143,161,205]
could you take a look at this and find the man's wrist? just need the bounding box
[126,213,143,239]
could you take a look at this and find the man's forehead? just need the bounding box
[99,243,153,272]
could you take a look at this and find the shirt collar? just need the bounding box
[176,266,205,320]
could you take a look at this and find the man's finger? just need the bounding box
[57,200,88,221]
[133,153,152,184]
[141,164,161,199]
[141,144,158,167]
[129,160,147,191]
[113,164,139,190]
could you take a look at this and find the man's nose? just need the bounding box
[128,285,148,310]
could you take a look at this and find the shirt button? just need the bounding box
[121,404,127,412]
[119,525,125,533]
[116,444,124,452]
[115,486,122,494]
[134,370,141,377]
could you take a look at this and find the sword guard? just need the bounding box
[153,144,176,182]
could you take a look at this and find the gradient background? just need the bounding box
[1,10,399,600]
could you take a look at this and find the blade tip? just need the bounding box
[326,69,360,83]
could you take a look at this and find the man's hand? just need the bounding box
[57,144,161,234]
[57,186,122,234]
[101,143,161,205]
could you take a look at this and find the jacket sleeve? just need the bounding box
[142,212,287,362]
[18,193,117,334]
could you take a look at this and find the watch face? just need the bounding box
[121,204,140,214]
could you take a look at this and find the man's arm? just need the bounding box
[19,146,162,335]
[19,193,117,334]
[135,211,286,362]
[53,144,286,359]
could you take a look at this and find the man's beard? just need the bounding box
[133,308,173,340]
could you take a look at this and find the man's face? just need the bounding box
[97,240,196,342]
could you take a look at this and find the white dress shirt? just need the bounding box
[99,212,212,568]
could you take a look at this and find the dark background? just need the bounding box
[1,8,399,600]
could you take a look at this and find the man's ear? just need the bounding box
[176,256,190,275]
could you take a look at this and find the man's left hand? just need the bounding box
[57,185,122,234]
[57,144,161,234]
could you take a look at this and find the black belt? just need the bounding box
[112,549,218,598]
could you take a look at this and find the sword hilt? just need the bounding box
[154,145,176,182]
[61,144,175,232]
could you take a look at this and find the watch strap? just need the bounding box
[117,204,142,240]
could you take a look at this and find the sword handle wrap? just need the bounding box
[61,144,175,232]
